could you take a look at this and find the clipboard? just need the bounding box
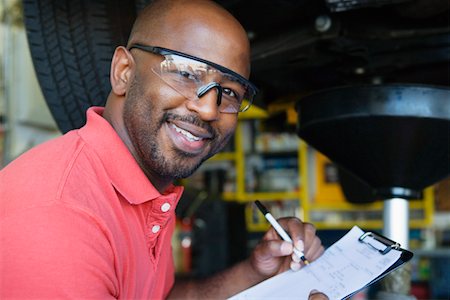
[229,226,414,300]
[347,230,414,298]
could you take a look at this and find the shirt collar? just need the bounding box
[78,107,183,204]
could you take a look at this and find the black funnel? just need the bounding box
[296,84,450,200]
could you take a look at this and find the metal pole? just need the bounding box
[378,198,414,299]
[383,198,410,248]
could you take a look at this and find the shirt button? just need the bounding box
[152,225,160,233]
[161,203,171,212]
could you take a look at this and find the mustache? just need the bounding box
[162,112,217,138]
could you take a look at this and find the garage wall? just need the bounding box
[1,0,60,166]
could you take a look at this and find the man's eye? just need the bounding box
[178,70,196,80]
[223,87,239,100]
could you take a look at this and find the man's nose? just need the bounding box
[197,82,223,107]
[185,84,221,121]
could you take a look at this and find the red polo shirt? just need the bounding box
[0,107,183,299]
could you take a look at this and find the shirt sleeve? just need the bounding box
[0,204,118,299]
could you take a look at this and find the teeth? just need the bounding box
[171,124,202,142]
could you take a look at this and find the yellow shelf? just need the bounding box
[222,191,301,202]
[209,152,236,161]
[309,200,429,211]
[312,219,432,230]
[238,102,269,120]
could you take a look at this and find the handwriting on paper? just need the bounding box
[229,226,402,300]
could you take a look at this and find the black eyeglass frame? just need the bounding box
[128,43,259,100]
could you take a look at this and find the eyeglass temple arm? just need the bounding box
[196,82,223,107]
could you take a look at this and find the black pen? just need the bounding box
[255,200,310,265]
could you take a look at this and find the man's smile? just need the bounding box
[165,121,211,155]
[172,123,202,141]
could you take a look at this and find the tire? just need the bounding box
[23,0,139,133]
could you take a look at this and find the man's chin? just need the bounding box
[166,158,205,180]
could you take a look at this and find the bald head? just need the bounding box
[127,0,251,77]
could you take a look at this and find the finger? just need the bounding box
[254,239,293,261]
[308,290,329,300]
[263,218,305,259]
[275,218,320,263]
[291,251,300,263]
[298,223,323,262]
[290,260,301,271]
[305,237,324,261]
[276,217,306,243]
[251,239,293,276]
[291,241,309,267]
[293,239,305,256]
[300,222,318,249]
[292,224,315,263]
[261,223,286,242]
[278,218,318,255]
[290,251,305,269]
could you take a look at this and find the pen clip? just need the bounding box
[358,231,401,255]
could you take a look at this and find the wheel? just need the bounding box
[23,0,140,133]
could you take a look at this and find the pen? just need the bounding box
[254,200,310,265]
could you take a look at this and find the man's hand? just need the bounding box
[309,290,329,300]
[249,217,324,277]
[170,218,324,299]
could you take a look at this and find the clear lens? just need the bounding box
[155,54,255,113]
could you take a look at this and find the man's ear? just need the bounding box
[110,46,134,96]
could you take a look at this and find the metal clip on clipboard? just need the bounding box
[358,231,401,255]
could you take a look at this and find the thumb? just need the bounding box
[308,290,329,300]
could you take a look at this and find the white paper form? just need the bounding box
[229,226,402,300]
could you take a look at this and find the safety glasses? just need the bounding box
[128,44,258,113]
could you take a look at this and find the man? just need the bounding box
[0,0,325,298]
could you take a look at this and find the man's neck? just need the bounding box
[142,168,173,194]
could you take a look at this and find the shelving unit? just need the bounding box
[206,115,435,232]
[300,144,435,230]
[210,118,302,203]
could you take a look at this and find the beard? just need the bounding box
[122,76,233,180]
[138,123,206,179]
